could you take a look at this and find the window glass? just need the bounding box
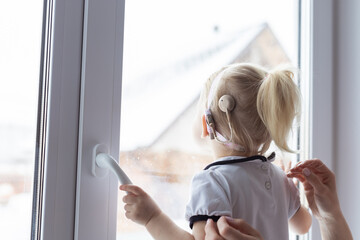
[118,0,299,239]
[0,1,43,239]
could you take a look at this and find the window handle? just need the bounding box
[92,144,132,185]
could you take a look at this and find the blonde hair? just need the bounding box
[200,63,300,156]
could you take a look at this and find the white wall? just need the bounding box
[334,0,360,239]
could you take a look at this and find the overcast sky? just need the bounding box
[123,0,298,83]
[0,0,298,144]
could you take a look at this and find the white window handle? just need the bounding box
[92,144,132,185]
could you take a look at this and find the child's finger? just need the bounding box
[124,203,133,212]
[285,160,292,173]
[125,211,133,220]
[119,184,145,195]
[122,194,138,204]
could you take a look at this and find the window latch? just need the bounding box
[92,144,132,185]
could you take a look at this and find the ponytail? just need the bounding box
[256,67,300,152]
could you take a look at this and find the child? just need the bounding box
[120,63,312,240]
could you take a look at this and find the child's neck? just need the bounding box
[210,141,262,159]
[212,144,247,159]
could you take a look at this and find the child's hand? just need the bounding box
[119,184,162,226]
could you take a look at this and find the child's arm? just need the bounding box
[289,205,312,234]
[120,184,195,240]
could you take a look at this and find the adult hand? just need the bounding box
[286,159,339,220]
[287,159,353,240]
[204,216,263,240]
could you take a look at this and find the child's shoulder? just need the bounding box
[192,168,221,181]
[191,167,229,187]
[191,163,251,188]
[269,162,288,177]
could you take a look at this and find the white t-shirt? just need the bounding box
[185,154,300,240]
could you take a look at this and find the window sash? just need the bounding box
[37,0,85,239]
[74,0,125,239]
[35,0,335,239]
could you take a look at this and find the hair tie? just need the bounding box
[263,73,271,81]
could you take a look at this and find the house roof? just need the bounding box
[120,23,274,150]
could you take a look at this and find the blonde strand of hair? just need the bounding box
[256,67,301,153]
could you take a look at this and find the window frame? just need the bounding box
[34,0,335,239]
[74,0,125,239]
[302,0,335,239]
[35,0,125,239]
[34,0,85,239]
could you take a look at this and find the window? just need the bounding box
[1,0,335,239]
[118,0,304,239]
[0,1,43,239]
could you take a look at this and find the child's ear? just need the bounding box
[201,114,209,138]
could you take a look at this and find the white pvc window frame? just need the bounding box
[300,0,335,239]
[35,0,334,239]
[36,0,84,239]
[74,0,125,239]
[35,0,125,239]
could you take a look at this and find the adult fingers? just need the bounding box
[217,217,261,240]
[205,219,219,234]
[287,172,306,183]
[287,172,314,192]
[205,219,224,240]
[302,159,326,169]
[223,217,263,240]
[290,159,327,174]
[301,168,326,193]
